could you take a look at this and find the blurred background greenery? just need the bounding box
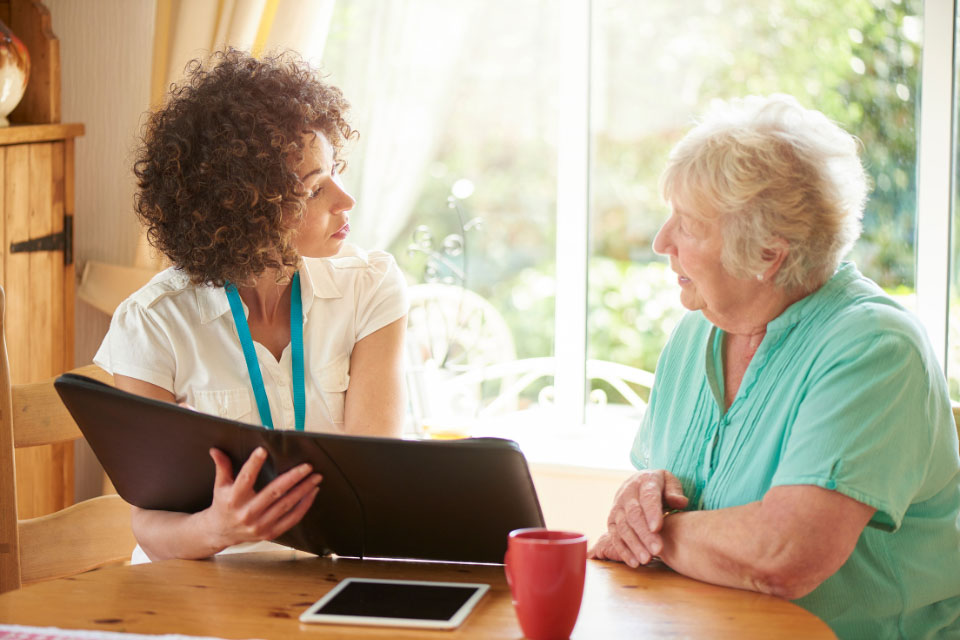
[324,0,926,408]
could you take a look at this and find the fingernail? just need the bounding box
[256,447,267,457]
[298,463,312,473]
[312,474,323,484]
[651,540,662,555]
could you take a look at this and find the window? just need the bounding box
[589,0,922,399]
[319,0,953,465]
[322,0,564,440]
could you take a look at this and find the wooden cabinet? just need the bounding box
[1,122,82,518]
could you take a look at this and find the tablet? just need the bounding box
[299,578,490,629]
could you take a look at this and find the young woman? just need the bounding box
[95,49,408,562]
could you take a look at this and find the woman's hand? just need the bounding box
[588,532,626,563]
[591,470,688,568]
[199,446,323,552]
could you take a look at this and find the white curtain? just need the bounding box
[263,0,336,65]
[79,0,337,314]
[79,0,476,312]
[326,0,480,251]
[163,0,336,91]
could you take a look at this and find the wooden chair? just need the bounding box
[0,286,136,593]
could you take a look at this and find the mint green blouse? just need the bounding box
[630,263,960,639]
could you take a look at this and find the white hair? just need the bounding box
[660,94,869,292]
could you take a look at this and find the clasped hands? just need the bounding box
[589,469,688,568]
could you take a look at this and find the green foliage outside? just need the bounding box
[392,138,559,362]
[948,305,960,399]
[703,0,921,288]
[589,0,921,389]
[387,0,923,406]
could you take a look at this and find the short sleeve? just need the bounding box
[354,251,409,341]
[771,331,940,531]
[93,299,176,392]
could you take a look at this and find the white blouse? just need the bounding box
[94,244,409,433]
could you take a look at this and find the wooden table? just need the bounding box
[0,551,834,639]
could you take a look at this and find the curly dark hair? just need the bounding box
[133,48,356,286]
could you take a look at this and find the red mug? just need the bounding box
[504,528,587,640]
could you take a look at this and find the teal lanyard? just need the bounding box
[224,272,305,431]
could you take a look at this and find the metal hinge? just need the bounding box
[8,215,73,265]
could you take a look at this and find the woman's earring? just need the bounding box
[756,273,764,282]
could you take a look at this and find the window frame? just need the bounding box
[551,0,959,431]
[916,0,957,372]
[554,0,592,425]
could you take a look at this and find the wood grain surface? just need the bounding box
[0,551,835,639]
[1,125,82,520]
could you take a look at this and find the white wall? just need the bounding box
[530,465,631,545]
[47,0,155,499]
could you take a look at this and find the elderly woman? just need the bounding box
[590,95,960,638]
[94,49,407,562]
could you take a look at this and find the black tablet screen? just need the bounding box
[316,581,481,621]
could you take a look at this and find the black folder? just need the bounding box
[54,373,545,564]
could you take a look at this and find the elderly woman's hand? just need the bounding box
[588,532,626,562]
[594,470,688,568]
[200,446,323,551]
